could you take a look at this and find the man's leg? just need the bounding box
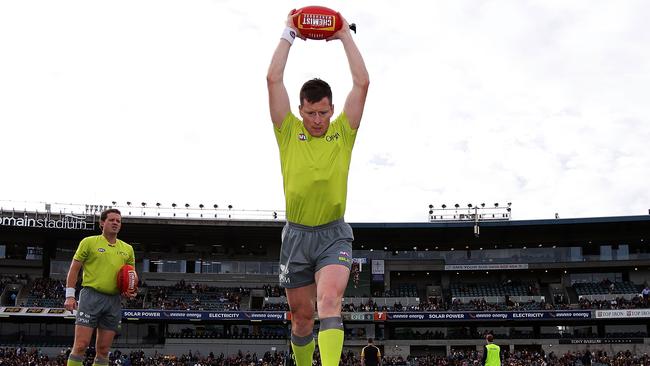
[68,325,94,366]
[315,264,350,366]
[93,328,116,366]
[286,284,317,366]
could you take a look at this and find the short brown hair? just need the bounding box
[100,208,121,222]
[299,78,332,106]
[486,334,494,343]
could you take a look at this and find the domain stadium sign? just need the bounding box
[0,213,95,231]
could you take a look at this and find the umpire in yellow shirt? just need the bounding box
[267,9,369,366]
[64,209,136,366]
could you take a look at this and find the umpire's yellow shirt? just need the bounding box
[274,112,357,226]
[73,235,135,295]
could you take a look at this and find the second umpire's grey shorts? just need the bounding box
[279,218,354,289]
[76,287,122,332]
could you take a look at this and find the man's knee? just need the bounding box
[291,309,315,333]
[72,337,91,354]
[317,292,342,313]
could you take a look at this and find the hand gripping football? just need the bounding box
[117,264,138,294]
[292,6,356,40]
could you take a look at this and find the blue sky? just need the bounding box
[1,0,649,222]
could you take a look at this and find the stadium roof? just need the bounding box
[1,212,648,252]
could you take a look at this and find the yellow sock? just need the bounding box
[291,337,315,366]
[318,317,344,366]
[67,354,83,366]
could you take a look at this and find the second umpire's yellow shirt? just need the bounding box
[73,235,135,295]
[274,112,357,226]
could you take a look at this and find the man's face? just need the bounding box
[101,212,122,236]
[299,97,334,137]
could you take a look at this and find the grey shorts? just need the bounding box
[76,287,122,332]
[279,218,353,289]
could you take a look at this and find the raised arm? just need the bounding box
[267,13,301,128]
[329,16,370,130]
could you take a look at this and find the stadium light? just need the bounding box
[454,203,460,208]
[442,204,447,209]
[228,205,233,209]
[126,202,131,206]
[481,203,485,207]
[112,201,117,206]
[156,202,161,207]
[213,204,218,209]
[185,203,190,208]
[494,203,498,207]
[428,204,433,209]
[141,202,146,207]
[467,203,473,208]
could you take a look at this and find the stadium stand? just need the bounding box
[2,211,650,363]
[21,277,65,308]
[143,281,247,311]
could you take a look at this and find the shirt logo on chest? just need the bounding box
[326,132,340,142]
[97,248,106,253]
[298,133,307,141]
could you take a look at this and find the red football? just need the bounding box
[117,264,138,294]
[292,6,342,40]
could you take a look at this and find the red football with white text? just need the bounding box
[292,6,343,40]
[117,264,138,294]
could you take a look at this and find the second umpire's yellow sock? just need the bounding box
[291,332,315,366]
[66,353,83,366]
[318,316,344,366]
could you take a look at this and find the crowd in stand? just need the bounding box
[6,277,650,312]
[0,274,28,285]
[578,296,649,310]
[136,281,247,311]
[263,284,285,297]
[0,347,68,366]
[5,346,650,365]
[108,349,288,366]
[449,298,571,312]
[267,296,648,313]
[168,325,287,340]
[0,347,287,366]
[272,297,571,314]
[261,302,289,311]
[316,349,650,366]
[20,277,65,307]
